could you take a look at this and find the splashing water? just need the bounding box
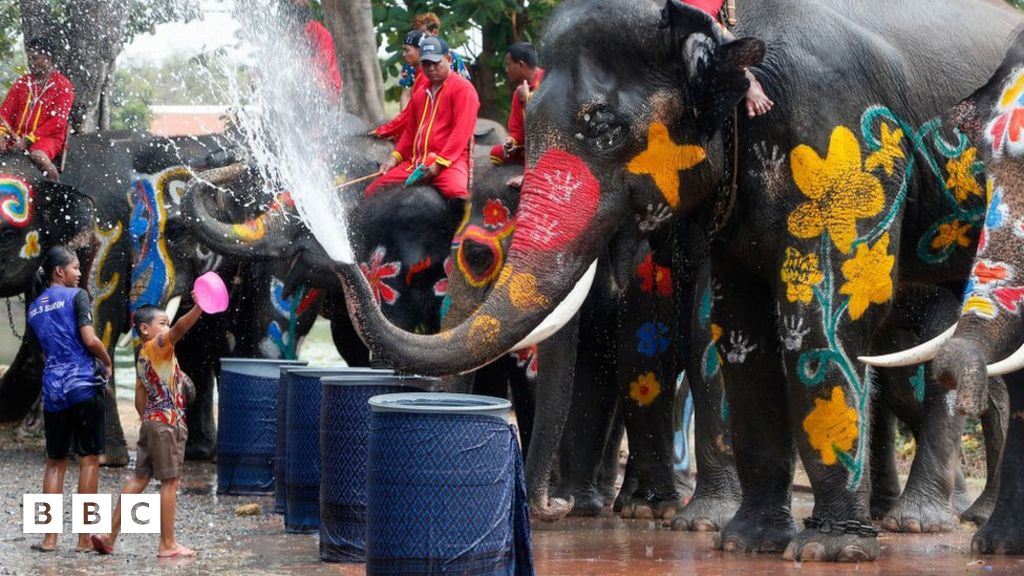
[212,0,360,263]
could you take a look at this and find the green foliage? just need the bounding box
[372,0,559,116]
[124,0,201,42]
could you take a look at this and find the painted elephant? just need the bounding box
[930,31,1024,554]
[0,132,136,464]
[445,163,738,524]
[130,137,325,458]
[338,0,1021,562]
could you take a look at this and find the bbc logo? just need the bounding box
[23,494,161,534]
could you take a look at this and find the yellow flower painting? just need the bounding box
[930,220,972,251]
[780,247,824,303]
[803,386,859,466]
[787,126,885,253]
[839,233,895,320]
[629,372,662,407]
[945,147,982,203]
[864,122,905,176]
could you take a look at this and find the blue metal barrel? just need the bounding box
[319,374,437,563]
[217,358,305,495]
[282,368,393,533]
[365,393,533,576]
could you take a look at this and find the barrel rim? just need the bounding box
[367,392,511,415]
[321,375,438,387]
[283,367,395,378]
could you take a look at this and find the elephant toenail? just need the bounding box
[782,542,797,561]
[722,535,745,552]
[905,519,922,533]
[799,542,826,562]
[838,545,871,562]
[692,518,716,532]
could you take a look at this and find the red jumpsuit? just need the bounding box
[490,68,544,165]
[374,71,429,140]
[0,71,74,161]
[304,20,343,101]
[366,73,480,200]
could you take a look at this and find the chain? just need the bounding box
[5,297,22,340]
[803,516,880,537]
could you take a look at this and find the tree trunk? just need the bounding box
[322,0,385,126]
[18,0,128,134]
[474,20,504,122]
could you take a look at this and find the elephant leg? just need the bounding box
[558,294,620,517]
[525,317,580,522]
[100,375,129,467]
[711,270,796,554]
[0,337,44,422]
[328,307,370,368]
[962,376,1009,526]
[617,246,683,522]
[868,387,900,520]
[972,370,1024,554]
[176,318,224,460]
[672,261,740,532]
[881,369,961,533]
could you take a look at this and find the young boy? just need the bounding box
[91,298,202,558]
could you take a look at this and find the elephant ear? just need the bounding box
[661,0,766,137]
[34,181,95,250]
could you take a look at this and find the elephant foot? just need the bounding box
[715,511,796,553]
[880,490,957,533]
[960,490,997,527]
[99,446,129,468]
[972,515,1024,554]
[669,492,740,532]
[869,487,900,520]
[530,495,575,523]
[619,489,684,521]
[185,442,217,461]
[781,527,880,562]
[565,487,606,517]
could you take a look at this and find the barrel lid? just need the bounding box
[220,357,307,379]
[281,366,394,378]
[368,392,510,422]
[322,374,438,391]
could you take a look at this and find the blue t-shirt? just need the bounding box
[26,286,100,413]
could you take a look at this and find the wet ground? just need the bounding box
[3,327,1024,574]
[4,428,1024,576]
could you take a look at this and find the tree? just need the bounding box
[15,0,199,133]
[372,0,559,121]
[322,0,386,125]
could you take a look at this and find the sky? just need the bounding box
[119,0,240,66]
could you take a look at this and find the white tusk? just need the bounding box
[858,323,957,367]
[513,260,597,350]
[986,341,1024,376]
[116,332,133,348]
[166,296,183,322]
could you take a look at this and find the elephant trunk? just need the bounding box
[182,163,300,258]
[340,150,613,375]
[934,314,1022,417]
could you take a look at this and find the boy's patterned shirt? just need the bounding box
[137,336,187,426]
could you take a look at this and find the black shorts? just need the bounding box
[43,389,106,459]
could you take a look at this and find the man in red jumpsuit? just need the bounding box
[0,37,74,181]
[366,37,480,201]
[490,42,543,166]
[285,0,343,102]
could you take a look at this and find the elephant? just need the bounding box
[130,136,326,458]
[336,0,1022,562]
[443,161,738,524]
[0,133,136,464]
[928,31,1024,554]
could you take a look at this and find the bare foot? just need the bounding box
[744,70,774,118]
[91,534,115,555]
[157,544,197,558]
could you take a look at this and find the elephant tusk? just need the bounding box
[512,260,597,351]
[858,323,957,367]
[985,341,1024,376]
[165,295,183,323]
[116,332,133,348]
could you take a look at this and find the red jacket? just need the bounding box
[0,71,74,160]
[304,20,343,100]
[375,71,429,140]
[507,68,544,148]
[684,0,724,22]
[394,73,479,171]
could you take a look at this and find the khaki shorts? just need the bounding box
[135,420,187,481]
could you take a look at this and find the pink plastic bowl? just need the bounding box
[194,271,229,314]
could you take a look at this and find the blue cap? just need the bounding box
[419,37,449,63]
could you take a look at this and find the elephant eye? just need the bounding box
[576,105,627,153]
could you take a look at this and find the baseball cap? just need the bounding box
[419,37,449,63]
[404,30,425,48]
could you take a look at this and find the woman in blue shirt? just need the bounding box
[25,245,112,553]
